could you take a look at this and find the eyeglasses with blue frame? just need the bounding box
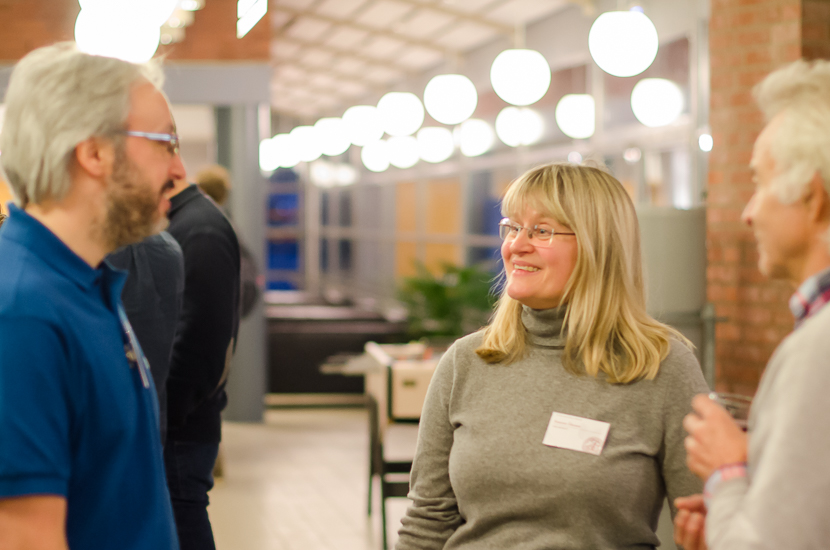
[122,130,180,156]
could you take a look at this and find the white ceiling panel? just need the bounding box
[278,0,319,9]
[337,81,371,98]
[274,64,308,82]
[309,73,339,88]
[447,0,503,13]
[285,17,334,41]
[271,10,293,30]
[316,0,370,19]
[396,46,443,70]
[485,0,569,25]
[271,41,302,59]
[434,21,496,51]
[300,48,335,67]
[363,66,405,84]
[335,57,368,74]
[325,26,370,49]
[395,9,455,39]
[360,35,407,59]
[355,0,414,29]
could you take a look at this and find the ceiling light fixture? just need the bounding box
[490,49,551,106]
[589,8,659,77]
[417,127,454,163]
[555,94,595,139]
[377,92,425,137]
[342,105,384,147]
[423,74,478,125]
[630,78,684,127]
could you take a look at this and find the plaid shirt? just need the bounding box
[789,267,830,328]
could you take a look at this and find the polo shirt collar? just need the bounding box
[3,203,117,292]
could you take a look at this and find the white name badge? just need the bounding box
[542,412,610,456]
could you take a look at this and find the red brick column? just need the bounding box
[708,0,830,395]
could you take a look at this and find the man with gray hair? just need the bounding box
[675,59,830,549]
[0,43,183,549]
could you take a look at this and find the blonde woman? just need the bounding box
[395,163,708,550]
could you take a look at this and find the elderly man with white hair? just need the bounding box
[0,43,184,549]
[675,60,830,550]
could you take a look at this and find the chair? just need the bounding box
[367,395,413,550]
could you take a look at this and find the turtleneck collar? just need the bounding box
[521,304,567,348]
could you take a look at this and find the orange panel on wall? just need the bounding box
[396,241,419,278]
[424,243,460,275]
[426,178,460,235]
[396,181,418,233]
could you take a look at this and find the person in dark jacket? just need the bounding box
[164,176,240,550]
[107,231,185,444]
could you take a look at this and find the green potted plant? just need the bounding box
[398,262,498,341]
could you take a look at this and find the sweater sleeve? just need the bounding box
[706,332,830,549]
[395,344,464,550]
[658,341,709,519]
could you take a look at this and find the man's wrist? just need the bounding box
[703,462,748,508]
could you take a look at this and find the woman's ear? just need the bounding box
[74,137,115,180]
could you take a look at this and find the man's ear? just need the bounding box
[806,172,830,224]
[74,137,115,180]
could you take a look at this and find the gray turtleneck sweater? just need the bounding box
[395,306,708,550]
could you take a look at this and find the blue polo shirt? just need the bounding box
[0,205,178,550]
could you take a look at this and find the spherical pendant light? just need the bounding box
[361,140,390,172]
[259,138,279,172]
[289,125,321,163]
[490,49,551,106]
[342,105,384,147]
[555,94,596,139]
[630,78,684,127]
[457,119,495,157]
[377,92,425,137]
[495,107,544,147]
[423,74,478,125]
[387,136,419,169]
[417,127,454,163]
[314,117,351,157]
[589,9,659,78]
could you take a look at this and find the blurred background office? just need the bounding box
[1,0,828,548]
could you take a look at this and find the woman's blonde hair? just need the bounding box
[475,162,689,384]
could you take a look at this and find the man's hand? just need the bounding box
[674,494,707,550]
[0,495,68,550]
[683,394,748,480]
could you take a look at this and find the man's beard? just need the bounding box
[98,152,169,251]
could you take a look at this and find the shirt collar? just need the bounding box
[789,266,830,327]
[3,203,122,293]
[168,183,200,217]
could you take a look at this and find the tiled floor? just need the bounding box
[209,407,677,550]
[209,408,413,550]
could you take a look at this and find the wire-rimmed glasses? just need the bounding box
[498,217,575,247]
[123,130,180,156]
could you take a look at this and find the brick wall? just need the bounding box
[707,0,830,395]
[0,0,268,62]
